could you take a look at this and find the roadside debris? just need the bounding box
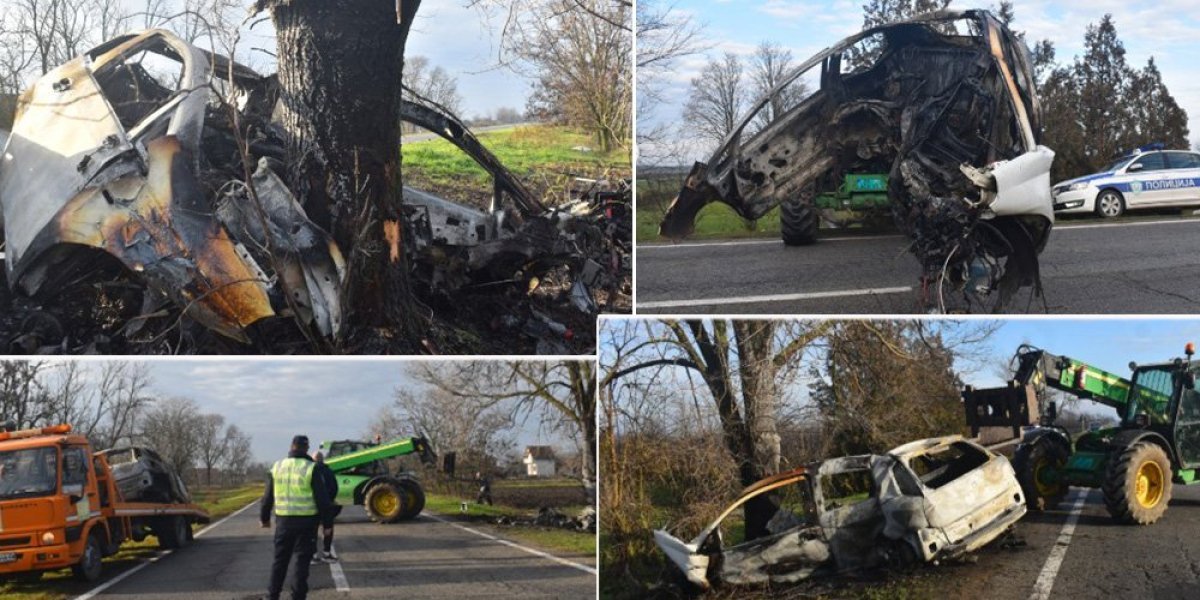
[494,505,596,533]
[660,9,1053,313]
[654,436,1025,590]
[0,30,629,354]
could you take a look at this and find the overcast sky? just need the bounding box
[57,359,571,463]
[639,0,1200,164]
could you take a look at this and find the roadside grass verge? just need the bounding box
[404,124,631,210]
[424,492,595,559]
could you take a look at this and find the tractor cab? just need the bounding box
[323,440,388,477]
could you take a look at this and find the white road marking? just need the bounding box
[1029,489,1091,600]
[328,542,350,592]
[74,499,258,600]
[424,514,597,575]
[637,217,1200,251]
[638,286,913,309]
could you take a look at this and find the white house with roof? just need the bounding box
[522,446,557,477]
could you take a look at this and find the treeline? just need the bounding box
[0,361,255,487]
[598,319,993,596]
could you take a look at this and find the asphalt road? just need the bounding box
[77,503,595,599]
[900,483,1200,599]
[636,217,1200,314]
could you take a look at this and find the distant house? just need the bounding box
[522,446,557,477]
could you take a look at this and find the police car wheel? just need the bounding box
[1095,190,1124,218]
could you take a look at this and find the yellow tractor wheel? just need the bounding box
[365,481,405,524]
[1103,441,1172,525]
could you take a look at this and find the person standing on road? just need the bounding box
[311,451,342,564]
[261,435,333,600]
[475,471,493,505]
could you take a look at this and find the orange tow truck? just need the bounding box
[0,424,209,582]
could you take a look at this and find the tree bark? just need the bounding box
[265,0,423,344]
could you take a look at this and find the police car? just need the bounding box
[1052,143,1200,218]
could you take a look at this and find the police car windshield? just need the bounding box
[1101,156,1134,173]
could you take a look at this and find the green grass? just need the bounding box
[403,124,630,209]
[636,200,782,242]
[424,493,595,558]
[0,484,264,600]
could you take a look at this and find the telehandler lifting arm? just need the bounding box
[324,436,436,474]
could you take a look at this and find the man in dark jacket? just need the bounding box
[261,435,333,600]
[311,451,341,563]
[475,471,493,505]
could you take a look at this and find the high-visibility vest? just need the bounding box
[271,458,317,516]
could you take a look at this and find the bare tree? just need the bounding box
[197,413,231,485]
[404,55,463,115]
[223,424,254,483]
[682,52,745,148]
[748,41,807,133]
[138,396,202,476]
[416,361,596,498]
[77,362,156,449]
[258,0,425,346]
[636,0,707,161]
[380,387,516,476]
[0,361,52,429]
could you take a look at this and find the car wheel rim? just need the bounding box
[1100,195,1120,216]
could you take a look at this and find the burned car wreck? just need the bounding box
[0,30,626,352]
[660,9,1054,312]
[98,446,192,504]
[654,436,1025,589]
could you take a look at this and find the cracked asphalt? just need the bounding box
[884,483,1200,599]
[636,217,1200,314]
[79,503,595,599]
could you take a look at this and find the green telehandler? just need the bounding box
[320,435,436,523]
[962,343,1200,525]
[780,173,890,246]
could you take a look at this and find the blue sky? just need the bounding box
[60,359,570,463]
[639,0,1200,162]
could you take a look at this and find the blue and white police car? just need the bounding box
[1052,144,1200,218]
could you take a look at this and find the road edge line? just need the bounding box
[328,542,350,592]
[1028,489,1091,600]
[424,514,597,575]
[639,286,913,309]
[74,499,258,600]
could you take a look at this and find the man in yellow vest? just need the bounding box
[260,435,333,600]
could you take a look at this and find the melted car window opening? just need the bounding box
[820,468,874,511]
[93,42,185,131]
[907,442,988,489]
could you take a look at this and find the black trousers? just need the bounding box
[269,517,318,600]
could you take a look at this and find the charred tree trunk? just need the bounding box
[263,0,423,346]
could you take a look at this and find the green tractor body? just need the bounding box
[811,173,890,212]
[320,436,436,523]
[780,173,890,246]
[963,344,1200,524]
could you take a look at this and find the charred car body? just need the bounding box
[654,436,1025,589]
[660,10,1054,312]
[97,446,191,504]
[0,30,625,349]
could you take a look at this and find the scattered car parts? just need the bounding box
[654,435,1025,590]
[660,9,1054,312]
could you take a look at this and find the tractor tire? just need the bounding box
[156,515,191,549]
[1094,189,1125,218]
[365,481,405,524]
[396,479,426,520]
[780,199,818,246]
[1102,441,1172,525]
[72,533,103,582]
[1013,440,1070,511]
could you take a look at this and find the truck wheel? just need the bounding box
[1013,440,1070,510]
[1094,190,1125,218]
[780,199,818,246]
[1103,442,1172,524]
[397,480,426,520]
[156,516,191,549]
[365,482,405,523]
[72,533,103,582]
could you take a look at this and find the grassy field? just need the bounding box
[404,124,631,210]
[0,484,263,600]
[425,492,595,558]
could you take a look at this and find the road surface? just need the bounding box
[78,503,595,599]
[889,483,1200,599]
[636,217,1200,314]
